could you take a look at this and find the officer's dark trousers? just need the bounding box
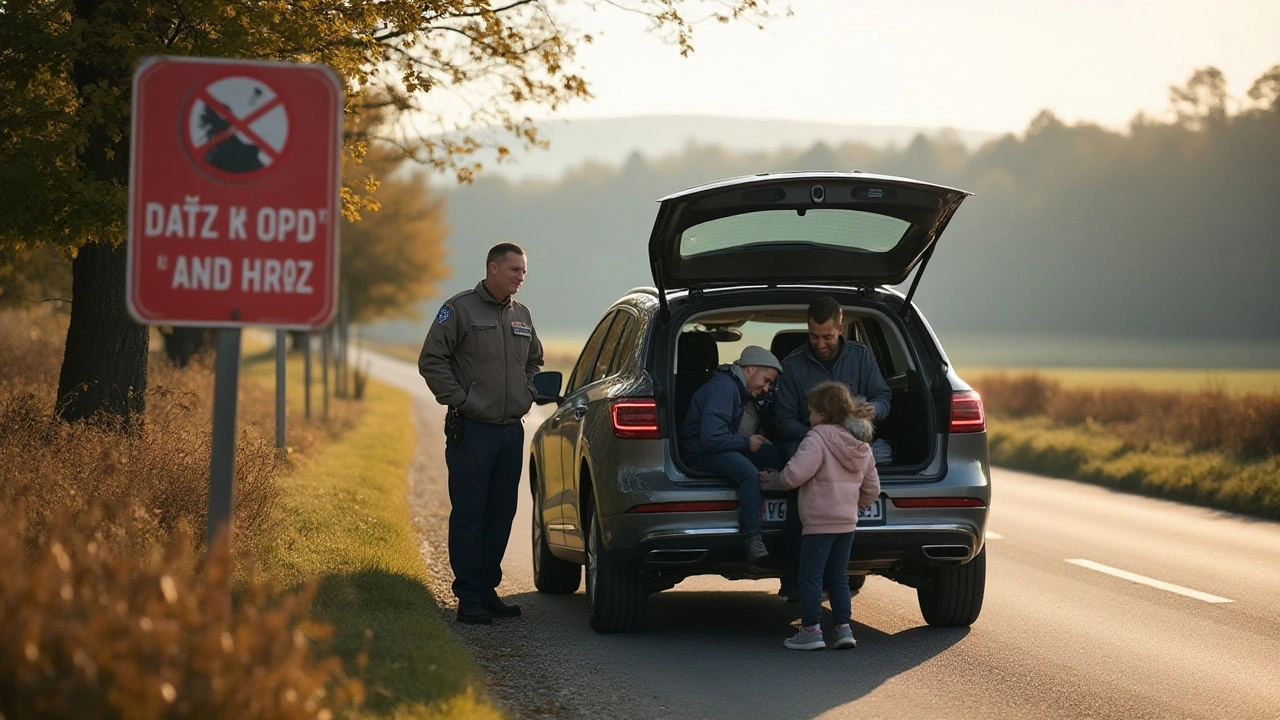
[445,417,524,604]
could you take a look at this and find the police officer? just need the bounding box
[419,242,544,625]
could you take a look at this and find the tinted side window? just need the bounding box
[566,313,615,394]
[589,313,628,384]
[607,313,640,377]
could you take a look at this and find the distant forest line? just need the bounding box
[374,66,1280,366]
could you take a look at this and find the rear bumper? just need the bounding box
[606,516,983,576]
[590,442,990,577]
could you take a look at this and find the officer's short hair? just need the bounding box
[487,242,525,267]
[807,296,842,326]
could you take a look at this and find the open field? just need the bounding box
[959,367,1280,395]
[971,369,1280,519]
[361,339,580,380]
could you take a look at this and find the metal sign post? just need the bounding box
[322,331,330,419]
[304,332,312,420]
[209,329,242,541]
[276,329,287,448]
[128,56,342,553]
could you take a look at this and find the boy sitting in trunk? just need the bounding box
[678,345,784,564]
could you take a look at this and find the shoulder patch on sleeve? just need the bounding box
[435,305,454,324]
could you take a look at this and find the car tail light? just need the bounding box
[949,390,986,433]
[891,497,987,509]
[627,500,739,513]
[611,398,661,439]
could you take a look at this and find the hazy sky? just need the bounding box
[541,0,1280,134]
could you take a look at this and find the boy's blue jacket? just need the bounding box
[678,365,750,457]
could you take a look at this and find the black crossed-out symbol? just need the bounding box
[192,87,285,170]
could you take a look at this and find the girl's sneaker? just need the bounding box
[784,626,826,651]
[831,624,857,649]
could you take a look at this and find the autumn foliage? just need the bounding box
[0,521,364,719]
[0,309,361,717]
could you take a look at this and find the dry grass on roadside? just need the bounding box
[0,308,372,718]
[0,310,360,558]
[1,310,282,559]
[972,371,1280,459]
[0,516,365,718]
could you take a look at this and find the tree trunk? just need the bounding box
[54,0,149,429]
[56,242,149,429]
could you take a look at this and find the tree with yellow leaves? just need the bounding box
[0,0,781,427]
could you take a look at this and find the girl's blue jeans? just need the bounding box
[799,531,855,627]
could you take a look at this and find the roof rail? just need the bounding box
[623,286,659,297]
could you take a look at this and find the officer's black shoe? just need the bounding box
[456,603,494,625]
[480,596,522,618]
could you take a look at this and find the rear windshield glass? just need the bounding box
[679,209,911,258]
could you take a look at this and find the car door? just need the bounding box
[560,311,629,551]
[542,313,615,546]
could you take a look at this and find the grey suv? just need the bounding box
[529,171,990,633]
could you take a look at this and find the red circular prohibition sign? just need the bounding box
[181,74,291,183]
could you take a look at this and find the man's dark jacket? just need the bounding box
[774,338,891,445]
[678,365,751,457]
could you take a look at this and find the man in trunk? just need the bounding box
[772,296,892,600]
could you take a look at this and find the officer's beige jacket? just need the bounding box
[418,281,544,424]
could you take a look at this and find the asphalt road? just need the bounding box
[364,350,1280,720]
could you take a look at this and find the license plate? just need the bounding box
[760,498,885,526]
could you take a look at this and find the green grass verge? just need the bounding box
[989,416,1280,520]
[262,376,503,720]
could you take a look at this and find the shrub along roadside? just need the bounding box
[972,371,1280,520]
[1,309,367,717]
[261,372,502,720]
[1,310,501,719]
[0,519,362,718]
[987,417,1280,521]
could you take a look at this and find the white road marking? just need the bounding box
[985,531,1003,540]
[1065,558,1234,604]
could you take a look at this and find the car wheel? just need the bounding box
[585,505,646,633]
[532,484,581,594]
[848,574,866,594]
[917,548,986,627]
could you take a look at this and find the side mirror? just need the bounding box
[533,370,563,405]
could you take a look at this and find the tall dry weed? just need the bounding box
[1,310,360,560]
[974,372,1280,459]
[2,309,370,715]
[0,513,363,718]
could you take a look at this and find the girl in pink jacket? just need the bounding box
[772,381,881,650]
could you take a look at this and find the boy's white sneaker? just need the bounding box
[784,626,826,651]
[831,625,857,649]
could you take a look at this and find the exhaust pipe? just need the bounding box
[922,544,971,561]
[645,549,708,565]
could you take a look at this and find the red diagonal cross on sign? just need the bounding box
[193,89,285,163]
